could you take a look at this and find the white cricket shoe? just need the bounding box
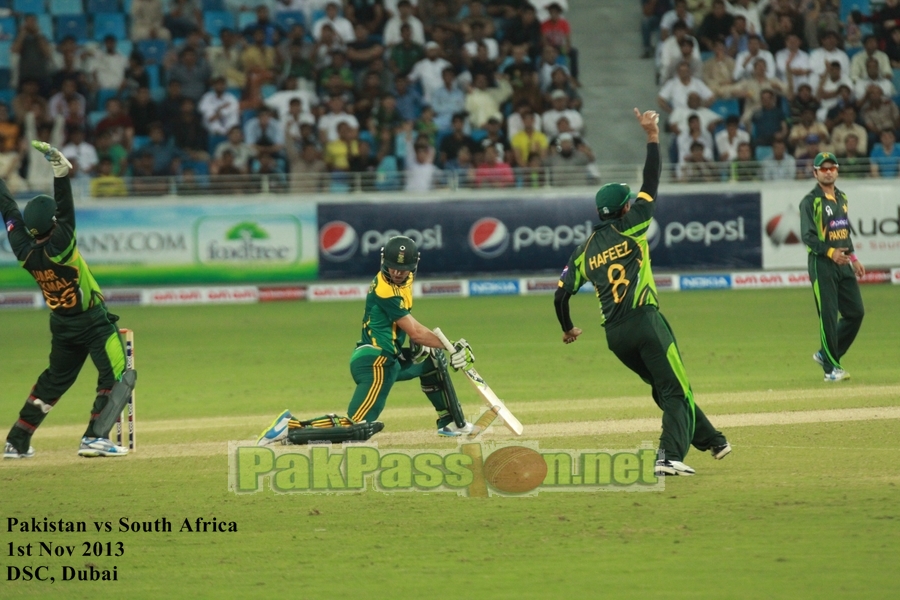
[711,442,732,460]
[655,459,696,476]
[4,442,35,459]
[437,421,475,437]
[256,410,292,446]
[78,437,128,457]
[824,369,849,382]
[812,352,825,368]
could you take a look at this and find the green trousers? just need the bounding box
[809,255,865,373]
[6,305,126,452]
[605,306,726,462]
[346,347,452,427]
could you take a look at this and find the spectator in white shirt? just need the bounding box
[313,1,355,43]
[409,42,452,103]
[776,33,811,93]
[61,126,99,179]
[715,115,751,161]
[850,34,892,82]
[817,61,854,121]
[658,61,715,113]
[854,57,896,102]
[198,76,241,138]
[384,0,418,18]
[318,95,359,143]
[87,36,129,92]
[659,20,701,80]
[733,34,775,80]
[660,0,695,41]
[726,0,761,36]
[808,30,849,86]
[668,91,724,135]
[541,89,583,137]
[463,21,499,61]
[761,138,797,180]
[264,75,318,120]
[404,123,441,192]
[677,114,715,168]
[383,0,426,46]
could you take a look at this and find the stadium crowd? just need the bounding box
[0,0,593,196]
[644,0,900,182]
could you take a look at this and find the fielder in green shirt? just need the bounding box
[256,235,476,446]
[1,142,136,460]
[553,109,730,477]
[799,152,865,382]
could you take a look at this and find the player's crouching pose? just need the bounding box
[257,235,475,445]
[1,142,136,459]
[553,109,730,477]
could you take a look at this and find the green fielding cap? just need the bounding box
[595,183,631,216]
[23,194,57,237]
[814,152,839,168]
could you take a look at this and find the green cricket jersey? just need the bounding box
[799,184,855,259]
[0,177,104,315]
[357,271,414,358]
[559,192,659,326]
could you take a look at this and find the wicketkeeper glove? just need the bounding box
[31,140,72,178]
[449,339,475,371]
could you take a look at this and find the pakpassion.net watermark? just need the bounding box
[228,441,665,497]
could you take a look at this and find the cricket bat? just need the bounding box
[433,328,524,436]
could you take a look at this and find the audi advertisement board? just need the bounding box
[317,194,762,278]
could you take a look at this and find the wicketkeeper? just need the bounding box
[1,142,136,459]
[800,152,865,382]
[552,109,730,477]
[256,235,475,445]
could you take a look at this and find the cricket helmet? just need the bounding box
[381,235,420,277]
[595,183,631,217]
[23,194,58,237]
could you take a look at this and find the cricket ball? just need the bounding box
[482,446,547,494]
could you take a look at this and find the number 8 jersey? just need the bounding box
[558,191,659,327]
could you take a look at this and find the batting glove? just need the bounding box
[449,339,475,370]
[32,140,73,178]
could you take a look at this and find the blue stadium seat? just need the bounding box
[117,39,132,57]
[132,135,150,151]
[840,0,870,23]
[276,11,305,32]
[755,145,773,161]
[37,14,54,39]
[13,0,45,13]
[93,12,126,41]
[0,16,16,40]
[261,83,277,99]
[55,14,87,43]
[0,41,10,68]
[846,46,862,59]
[204,11,236,39]
[0,89,15,111]
[237,11,256,31]
[0,67,10,88]
[96,88,119,109]
[49,0,82,14]
[201,0,225,10]
[87,110,105,129]
[710,98,741,119]
[146,63,161,91]
[136,39,169,65]
[87,0,118,11]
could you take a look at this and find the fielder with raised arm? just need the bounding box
[1,142,136,459]
[256,235,476,445]
[552,109,730,477]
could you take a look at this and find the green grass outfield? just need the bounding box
[1,287,898,599]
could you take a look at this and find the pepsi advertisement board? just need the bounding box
[317,193,761,278]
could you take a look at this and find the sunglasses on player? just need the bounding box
[816,165,838,173]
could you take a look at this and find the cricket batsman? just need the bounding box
[256,235,475,445]
[552,108,730,477]
[1,142,136,459]
[800,152,865,382]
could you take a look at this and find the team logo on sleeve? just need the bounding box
[468,218,509,259]
[5,220,14,232]
[319,221,359,262]
[560,265,569,279]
